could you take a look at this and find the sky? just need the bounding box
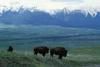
[0,0,100,16]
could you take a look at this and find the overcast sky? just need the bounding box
[0,0,100,16]
[50,0,83,2]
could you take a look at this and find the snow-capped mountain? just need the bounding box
[0,10,100,29]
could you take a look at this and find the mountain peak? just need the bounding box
[0,10,100,29]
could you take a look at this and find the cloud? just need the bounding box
[0,0,100,16]
[50,0,83,2]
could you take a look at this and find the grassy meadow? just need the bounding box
[0,47,100,67]
[0,25,100,67]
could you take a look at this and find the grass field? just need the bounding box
[0,47,100,67]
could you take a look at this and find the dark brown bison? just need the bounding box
[34,46,49,57]
[7,46,13,52]
[50,47,68,59]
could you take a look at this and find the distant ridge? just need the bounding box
[0,10,100,29]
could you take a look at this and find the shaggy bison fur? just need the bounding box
[7,46,13,52]
[34,46,49,57]
[50,47,68,59]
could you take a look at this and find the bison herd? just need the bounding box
[7,46,68,59]
[34,46,68,59]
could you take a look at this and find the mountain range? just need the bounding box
[0,10,100,29]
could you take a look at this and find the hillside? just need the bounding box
[0,47,100,67]
[0,24,100,39]
[0,24,100,51]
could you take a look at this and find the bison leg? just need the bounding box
[50,53,54,57]
[34,52,38,55]
[42,53,46,57]
[58,55,62,59]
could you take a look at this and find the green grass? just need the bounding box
[0,47,100,67]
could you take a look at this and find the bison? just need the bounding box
[34,46,49,57]
[7,46,13,52]
[50,47,68,59]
